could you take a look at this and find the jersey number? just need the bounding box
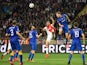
[29,32,33,38]
[75,31,79,37]
[10,29,14,36]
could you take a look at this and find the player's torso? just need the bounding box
[71,28,82,41]
[57,14,68,27]
[9,26,19,41]
[29,30,37,43]
[45,24,54,35]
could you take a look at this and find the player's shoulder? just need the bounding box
[62,13,67,17]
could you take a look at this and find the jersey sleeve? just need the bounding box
[57,18,60,23]
[15,26,19,32]
[69,30,72,35]
[80,29,83,35]
[6,28,10,34]
[35,30,37,35]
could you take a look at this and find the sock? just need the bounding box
[68,54,72,63]
[81,54,85,63]
[10,56,14,61]
[66,38,68,44]
[57,34,61,40]
[46,48,48,54]
[14,52,18,58]
[30,54,34,60]
[29,52,32,59]
[19,55,22,63]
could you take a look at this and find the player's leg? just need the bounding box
[9,41,16,65]
[68,51,73,65]
[17,41,23,65]
[13,51,18,61]
[68,42,76,65]
[64,27,69,45]
[57,27,63,40]
[28,44,36,62]
[77,43,86,65]
[45,35,52,58]
[1,50,11,59]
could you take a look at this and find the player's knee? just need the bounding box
[18,50,22,55]
[10,51,15,56]
[65,33,68,38]
[70,51,74,54]
[80,51,84,54]
[31,50,35,54]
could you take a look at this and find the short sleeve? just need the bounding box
[6,28,10,34]
[15,26,19,32]
[80,29,83,35]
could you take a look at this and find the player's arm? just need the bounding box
[16,32,25,40]
[81,33,85,45]
[5,29,10,36]
[50,16,55,25]
[42,27,46,31]
[68,34,71,44]
[58,22,64,27]
[36,33,42,38]
[65,15,71,22]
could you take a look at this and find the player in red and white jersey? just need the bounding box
[43,16,55,58]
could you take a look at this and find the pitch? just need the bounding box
[0,53,87,65]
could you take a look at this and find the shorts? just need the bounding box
[29,42,36,50]
[70,40,82,51]
[46,34,53,42]
[59,27,68,33]
[10,40,21,51]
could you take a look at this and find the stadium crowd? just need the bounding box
[0,0,87,38]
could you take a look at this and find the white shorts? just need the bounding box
[46,34,53,43]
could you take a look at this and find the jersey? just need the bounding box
[57,14,68,28]
[44,24,54,35]
[69,28,83,41]
[69,28,83,51]
[6,26,21,50]
[29,30,37,44]
[6,26,19,41]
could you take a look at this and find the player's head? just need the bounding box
[31,25,35,30]
[46,21,51,26]
[12,20,17,26]
[73,22,79,28]
[56,11,61,18]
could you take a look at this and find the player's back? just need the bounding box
[70,28,83,41]
[7,26,19,41]
[29,30,37,43]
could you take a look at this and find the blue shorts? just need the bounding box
[29,42,36,50]
[10,40,21,51]
[70,40,82,51]
[63,27,68,33]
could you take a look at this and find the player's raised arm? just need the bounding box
[16,32,25,40]
[36,33,42,38]
[50,16,55,25]
[65,14,71,22]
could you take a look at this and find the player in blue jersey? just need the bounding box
[28,25,42,62]
[6,20,25,65]
[67,22,86,65]
[56,11,70,44]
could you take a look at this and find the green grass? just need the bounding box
[0,53,87,65]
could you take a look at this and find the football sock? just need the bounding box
[68,54,72,63]
[19,55,23,63]
[81,54,85,63]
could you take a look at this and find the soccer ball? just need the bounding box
[29,3,34,8]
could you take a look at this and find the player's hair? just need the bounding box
[56,11,61,14]
[12,20,17,25]
[73,22,79,27]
